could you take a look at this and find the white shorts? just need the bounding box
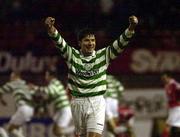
[53,106,73,128]
[105,97,119,120]
[167,106,180,127]
[71,95,106,136]
[9,104,34,126]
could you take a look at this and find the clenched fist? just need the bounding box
[45,17,55,28]
[129,15,138,25]
[128,15,138,31]
[45,17,56,35]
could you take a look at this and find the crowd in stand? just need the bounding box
[0,0,179,29]
[0,0,179,50]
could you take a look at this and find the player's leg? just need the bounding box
[87,96,106,137]
[70,96,106,137]
[8,104,34,137]
[53,106,75,137]
[105,98,119,136]
[70,98,86,137]
[167,107,180,137]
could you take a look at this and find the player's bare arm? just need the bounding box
[45,17,57,36]
[128,15,138,31]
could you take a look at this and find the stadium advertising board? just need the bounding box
[0,48,179,75]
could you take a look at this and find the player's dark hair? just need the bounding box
[77,28,95,41]
[12,70,21,77]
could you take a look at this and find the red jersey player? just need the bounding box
[116,101,136,137]
[161,73,180,137]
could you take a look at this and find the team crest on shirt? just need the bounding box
[84,63,93,70]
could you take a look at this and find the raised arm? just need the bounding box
[128,15,138,32]
[106,15,138,61]
[0,82,14,106]
[45,17,56,36]
[44,17,73,61]
[0,82,14,95]
[0,94,7,106]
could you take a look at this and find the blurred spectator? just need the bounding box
[0,0,179,52]
[100,0,114,14]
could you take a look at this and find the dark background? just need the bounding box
[0,0,180,88]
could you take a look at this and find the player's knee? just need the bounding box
[8,128,24,137]
[8,124,19,132]
[20,105,34,118]
[53,124,63,136]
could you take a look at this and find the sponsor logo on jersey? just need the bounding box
[76,69,99,77]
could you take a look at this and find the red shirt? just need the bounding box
[165,79,180,108]
[118,106,134,124]
[117,106,135,137]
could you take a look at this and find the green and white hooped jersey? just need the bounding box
[50,29,134,97]
[105,75,124,100]
[0,79,33,105]
[38,78,70,110]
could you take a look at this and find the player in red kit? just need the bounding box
[161,73,180,137]
[116,100,136,137]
